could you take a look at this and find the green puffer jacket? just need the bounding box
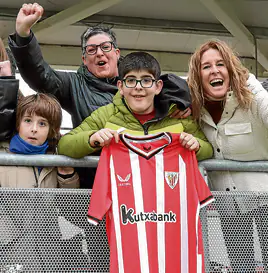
[58,92,213,161]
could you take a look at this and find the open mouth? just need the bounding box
[210,79,223,87]
[28,137,37,141]
[97,61,107,66]
[133,95,145,99]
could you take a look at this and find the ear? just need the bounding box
[155,79,163,95]
[117,80,124,96]
[115,48,120,60]
[82,55,86,65]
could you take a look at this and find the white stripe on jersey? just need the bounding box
[129,150,150,273]
[196,203,201,273]
[179,155,188,273]
[110,155,125,273]
[155,151,165,273]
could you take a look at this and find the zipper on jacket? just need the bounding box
[122,98,163,135]
[142,118,161,135]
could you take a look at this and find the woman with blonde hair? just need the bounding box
[188,39,268,272]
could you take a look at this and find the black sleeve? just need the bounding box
[0,77,19,140]
[15,31,33,46]
[8,31,72,112]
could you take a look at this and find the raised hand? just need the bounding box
[0,60,12,76]
[16,3,44,37]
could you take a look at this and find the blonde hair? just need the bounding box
[188,39,253,120]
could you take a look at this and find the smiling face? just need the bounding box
[18,114,50,146]
[117,70,163,115]
[82,33,120,78]
[200,48,230,99]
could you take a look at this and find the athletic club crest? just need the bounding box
[165,172,179,189]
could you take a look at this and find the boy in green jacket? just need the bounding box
[58,52,212,161]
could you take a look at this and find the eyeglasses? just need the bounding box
[84,41,114,55]
[123,77,156,88]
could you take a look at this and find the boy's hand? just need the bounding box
[179,132,200,152]
[57,167,75,175]
[89,128,119,148]
[170,107,191,119]
[16,3,44,37]
[0,61,12,76]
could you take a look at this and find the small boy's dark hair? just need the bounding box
[16,94,62,150]
[118,52,161,80]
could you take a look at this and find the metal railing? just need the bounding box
[1,154,268,272]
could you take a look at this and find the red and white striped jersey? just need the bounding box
[87,132,214,273]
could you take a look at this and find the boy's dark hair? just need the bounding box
[16,94,62,150]
[118,52,161,80]
[81,25,118,56]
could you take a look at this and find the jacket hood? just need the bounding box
[247,73,266,95]
[155,74,191,117]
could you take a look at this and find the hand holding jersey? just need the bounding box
[87,133,214,273]
[90,129,200,152]
[90,128,120,147]
[179,131,200,152]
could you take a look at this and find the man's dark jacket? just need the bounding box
[8,33,191,128]
[0,77,18,140]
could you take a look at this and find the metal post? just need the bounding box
[199,165,211,273]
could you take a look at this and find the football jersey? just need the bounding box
[87,132,214,273]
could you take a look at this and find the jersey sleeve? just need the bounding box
[87,146,112,225]
[190,152,214,208]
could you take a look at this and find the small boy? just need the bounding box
[0,93,79,188]
[58,51,213,160]
[0,93,79,272]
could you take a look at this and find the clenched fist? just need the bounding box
[16,3,44,37]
